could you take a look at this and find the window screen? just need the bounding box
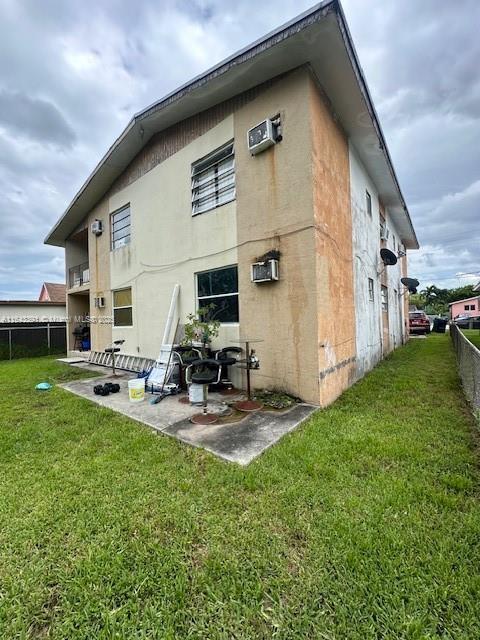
[111,205,131,250]
[191,142,235,215]
[113,288,132,326]
[368,278,374,302]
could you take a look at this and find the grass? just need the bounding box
[462,328,480,349]
[0,335,479,639]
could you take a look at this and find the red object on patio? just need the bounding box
[190,412,218,425]
[233,399,263,412]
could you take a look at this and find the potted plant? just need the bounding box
[182,305,220,357]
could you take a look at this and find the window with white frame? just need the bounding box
[191,141,235,215]
[368,278,374,302]
[366,190,372,217]
[381,285,388,312]
[111,205,131,250]
[196,265,238,323]
[113,288,133,326]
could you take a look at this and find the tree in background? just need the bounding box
[410,285,476,316]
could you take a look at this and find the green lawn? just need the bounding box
[1,336,479,639]
[462,328,480,349]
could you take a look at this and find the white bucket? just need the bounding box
[128,378,145,403]
[189,383,204,405]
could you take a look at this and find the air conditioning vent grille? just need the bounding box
[251,259,279,283]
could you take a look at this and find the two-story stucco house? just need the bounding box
[45,0,418,406]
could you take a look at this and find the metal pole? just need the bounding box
[8,329,12,360]
[245,340,251,401]
[47,323,51,354]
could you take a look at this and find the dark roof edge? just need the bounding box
[0,300,66,306]
[136,0,337,121]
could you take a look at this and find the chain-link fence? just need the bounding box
[0,323,66,360]
[450,323,480,413]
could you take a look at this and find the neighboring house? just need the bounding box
[38,282,66,304]
[0,282,66,323]
[45,1,418,406]
[0,301,67,323]
[449,296,480,320]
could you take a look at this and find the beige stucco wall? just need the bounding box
[234,67,320,403]
[310,76,356,406]
[65,199,112,353]
[64,65,416,407]
[64,66,357,404]
[106,115,240,365]
[86,197,112,352]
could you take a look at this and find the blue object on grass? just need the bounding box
[35,382,52,391]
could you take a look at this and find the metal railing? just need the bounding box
[450,323,480,413]
[68,262,90,288]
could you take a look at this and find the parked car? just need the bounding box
[454,315,480,329]
[409,311,431,335]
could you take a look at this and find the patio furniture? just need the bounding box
[214,346,242,391]
[186,359,222,425]
[173,345,203,389]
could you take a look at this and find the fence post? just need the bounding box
[8,329,12,360]
[47,323,51,354]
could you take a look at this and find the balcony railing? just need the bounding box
[69,262,90,288]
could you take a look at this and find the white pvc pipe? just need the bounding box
[161,283,180,349]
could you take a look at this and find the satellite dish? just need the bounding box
[401,277,419,294]
[401,277,419,289]
[380,248,398,266]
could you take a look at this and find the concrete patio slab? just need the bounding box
[59,371,317,465]
[163,404,317,465]
[60,372,233,430]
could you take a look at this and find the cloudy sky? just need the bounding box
[0,0,478,299]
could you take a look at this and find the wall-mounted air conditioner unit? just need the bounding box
[251,259,279,283]
[91,220,103,236]
[94,296,105,308]
[247,118,280,155]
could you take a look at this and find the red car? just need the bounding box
[409,311,430,335]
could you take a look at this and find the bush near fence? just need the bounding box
[450,323,480,414]
[0,323,66,361]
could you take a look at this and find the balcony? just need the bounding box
[69,262,90,289]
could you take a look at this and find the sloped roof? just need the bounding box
[448,295,480,306]
[45,0,418,250]
[39,282,66,304]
